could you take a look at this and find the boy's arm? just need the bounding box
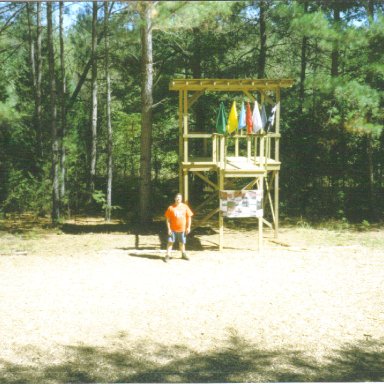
[186,216,192,234]
[166,218,172,235]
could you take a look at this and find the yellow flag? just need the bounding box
[227,101,238,134]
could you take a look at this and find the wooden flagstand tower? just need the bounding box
[169,79,294,250]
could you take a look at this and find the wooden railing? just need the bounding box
[182,132,281,167]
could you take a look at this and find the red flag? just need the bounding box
[246,102,253,134]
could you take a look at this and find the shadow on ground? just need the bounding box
[1,335,383,383]
[60,220,215,253]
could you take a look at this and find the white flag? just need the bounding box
[252,101,262,133]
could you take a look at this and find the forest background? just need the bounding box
[0,0,383,227]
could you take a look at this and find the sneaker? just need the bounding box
[164,254,170,263]
[181,253,189,261]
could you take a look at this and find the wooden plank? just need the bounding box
[183,133,212,138]
[224,171,266,178]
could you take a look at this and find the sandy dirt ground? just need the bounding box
[0,221,383,382]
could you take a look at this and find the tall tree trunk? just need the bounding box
[367,132,376,221]
[299,1,308,113]
[139,2,154,224]
[36,2,43,158]
[191,27,207,154]
[331,2,340,77]
[366,0,375,22]
[90,1,98,195]
[27,3,36,91]
[258,0,267,78]
[47,2,60,223]
[59,1,66,200]
[67,32,105,111]
[104,1,113,222]
[27,3,38,161]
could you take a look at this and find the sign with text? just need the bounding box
[219,190,263,218]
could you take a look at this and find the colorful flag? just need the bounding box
[227,101,238,134]
[216,102,227,134]
[261,104,267,130]
[238,102,246,130]
[246,102,253,134]
[252,100,262,133]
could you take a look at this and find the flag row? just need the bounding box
[216,101,276,135]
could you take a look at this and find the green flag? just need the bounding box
[216,102,227,134]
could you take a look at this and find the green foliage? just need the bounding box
[92,189,121,213]
[1,168,51,215]
[0,0,383,224]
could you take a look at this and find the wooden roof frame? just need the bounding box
[169,78,294,91]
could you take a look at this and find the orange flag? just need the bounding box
[246,102,253,134]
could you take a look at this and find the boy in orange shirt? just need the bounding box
[164,193,193,262]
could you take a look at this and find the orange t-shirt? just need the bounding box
[165,203,193,232]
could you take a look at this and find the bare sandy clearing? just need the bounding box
[0,225,383,382]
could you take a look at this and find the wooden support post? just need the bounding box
[235,135,239,157]
[212,134,217,164]
[184,170,189,203]
[218,170,224,250]
[220,135,225,168]
[274,88,281,238]
[183,89,188,163]
[179,90,183,194]
[260,135,265,165]
[274,171,279,238]
[247,135,251,161]
[258,175,264,252]
[253,136,258,164]
[264,173,276,225]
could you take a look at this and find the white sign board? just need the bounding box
[220,190,263,218]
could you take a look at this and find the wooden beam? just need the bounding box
[194,192,217,212]
[194,207,220,227]
[170,78,294,91]
[188,90,205,108]
[262,218,273,228]
[243,90,255,102]
[195,171,219,190]
[241,178,258,190]
[260,90,275,106]
[264,174,276,226]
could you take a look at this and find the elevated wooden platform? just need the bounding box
[183,156,279,175]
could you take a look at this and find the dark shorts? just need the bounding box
[168,231,186,244]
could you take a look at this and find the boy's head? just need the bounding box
[174,193,182,204]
